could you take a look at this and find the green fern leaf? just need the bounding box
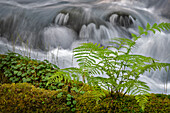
[138,26,144,35]
[146,23,151,30]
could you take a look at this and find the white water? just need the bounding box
[0,0,170,94]
[133,32,170,94]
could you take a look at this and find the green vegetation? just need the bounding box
[0,23,170,112]
[48,22,170,111]
[0,52,60,89]
[0,83,169,112]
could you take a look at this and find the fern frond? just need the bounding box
[135,94,149,111]
[137,22,170,37]
[46,69,72,86]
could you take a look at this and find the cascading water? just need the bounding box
[0,0,170,94]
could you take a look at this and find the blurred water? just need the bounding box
[0,0,170,94]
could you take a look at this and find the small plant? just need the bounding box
[72,22,170,111]
[66,94,77,112]
[48,22,170,111]
[0,52,60,90]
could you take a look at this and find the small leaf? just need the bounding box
[80,91,85,94]
[14,71,18,75]
[67,101,71,105]
[152,23,157,28]
[149,29,156,34]
[73,100,77,105]
[131,33,138,40]
[67,94,72,98]
[146,23,151,30]
[155,27,161,32]
[71,108,76,112]
[66,98,71,100]
[75,89,79,93]
[22,78,27,83]
[31,70,35,73]
[17,71,22,76]
[138,26,144,35]
[26,78,31,82]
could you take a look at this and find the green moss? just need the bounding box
[0,82,169,112]
[0,83,71,113]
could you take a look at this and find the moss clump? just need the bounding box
[0,83,70,113]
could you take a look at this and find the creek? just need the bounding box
[0,0,170,94]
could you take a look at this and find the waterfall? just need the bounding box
[0,0,170,94]
[55,13,69,25]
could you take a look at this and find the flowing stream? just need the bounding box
[0,0,170,94]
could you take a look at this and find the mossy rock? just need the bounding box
[0,83,70,113]
[0,83,170,113]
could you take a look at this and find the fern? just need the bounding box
[73,22,170,111]
[47,22,170,111]
[46,69,72,86]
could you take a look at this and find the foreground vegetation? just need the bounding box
[0,82,169,112]
[0,23,170,112]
